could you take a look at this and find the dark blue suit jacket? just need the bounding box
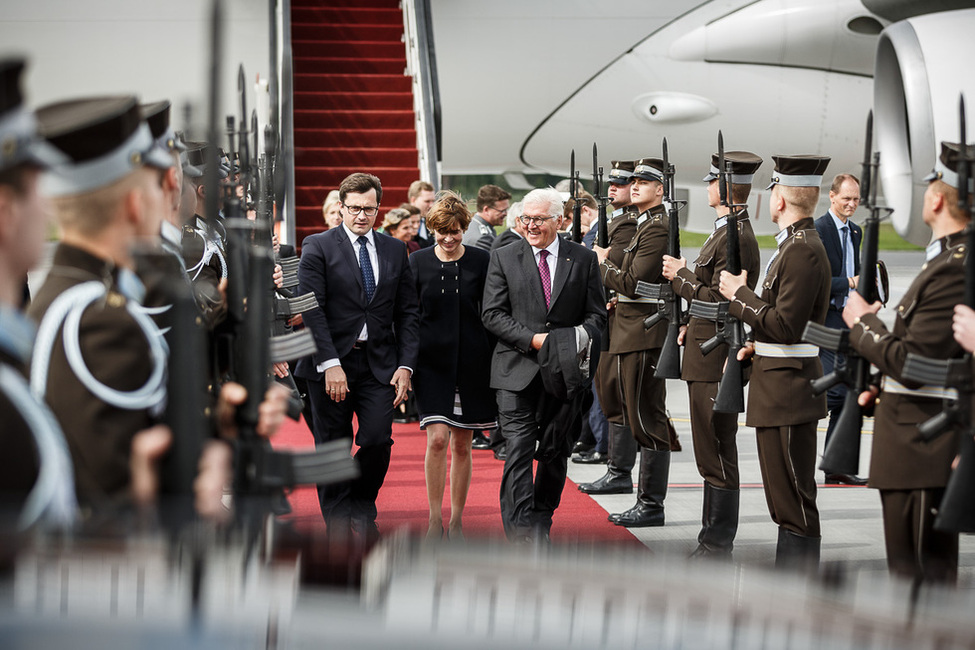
[294,226,419,384]
[815,211,862,309]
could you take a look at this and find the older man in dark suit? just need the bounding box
[814,173,865,486]
[295,172,420,541]
[483,187,606,542]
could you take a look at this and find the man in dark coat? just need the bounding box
[482,187,605,542]
[814,173,866,485]
[295,172,420,542]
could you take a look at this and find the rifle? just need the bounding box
[633,137,684,379]
[802,111,888,476]
[570,149,582,243]
[687,131,747,413]
[900,97,975,533]
[207,28,357,527]
[592,143,608,248]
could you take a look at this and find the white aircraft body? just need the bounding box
[432,0,975,242]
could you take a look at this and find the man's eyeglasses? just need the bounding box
[519,215,558,226]
[343,203,380,217]
[488,205,509,215]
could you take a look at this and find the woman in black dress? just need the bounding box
[410,192,497,540]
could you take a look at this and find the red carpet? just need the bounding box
[271,416,640,545]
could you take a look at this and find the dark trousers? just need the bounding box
[496,378,568,539]
[820,308,849,447]
[879,488,958,584]
[588,384,609,453]
[755,421,820,538]
[618,349,669,450]
[688,380,740,489]
[306,347,394,526]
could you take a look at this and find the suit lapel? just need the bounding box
[823,216,842,270]
[336,229,365,299]
[374,234,395,296]
[548,242,573,311]
[516,242,548,312]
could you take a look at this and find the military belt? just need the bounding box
[617,295,658,304]
[881,376,958,401]
[754,341,819,358]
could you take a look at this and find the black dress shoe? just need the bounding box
[471,432,492,450]
[571,441,594,455]
[612,503,664,528]
[493,443,507,461]
[572,451,608,465]
[825,473,868,486]
[578,472,633,494]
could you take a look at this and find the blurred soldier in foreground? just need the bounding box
[27,95,175,513]
[719,155,831,570]
[0,59,78,531]
[663,151,762,556]
[843,143,971,584]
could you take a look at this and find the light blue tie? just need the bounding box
[838,225,851,308]
[358,236,375,302]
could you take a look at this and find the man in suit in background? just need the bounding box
[408,179,435,247]
[483,187,605,542]
[814,173,866,486]
[464,184,511,252]
[295,172,420,543]
[490,201,526,253]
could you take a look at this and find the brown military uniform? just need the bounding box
[673,213,761,488]
[27,243,165,511]
[728,217,830,536]
[849,230,966,583]
[593,205,639,422]
[601,203,669,449]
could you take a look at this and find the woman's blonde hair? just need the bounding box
[381,207,411,232]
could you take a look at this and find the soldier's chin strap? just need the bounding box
[31,281,167,412]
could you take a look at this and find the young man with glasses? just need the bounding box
[295,172,420,545]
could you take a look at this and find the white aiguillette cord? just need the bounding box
[31,281,167,411]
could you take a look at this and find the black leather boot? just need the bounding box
[578,423,635,494]
[612,449,669,527]
[689,483,739,558]
[775,527,821,573]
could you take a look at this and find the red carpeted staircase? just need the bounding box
[291,0,420,247]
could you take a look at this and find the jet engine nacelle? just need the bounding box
[874,9,975,246]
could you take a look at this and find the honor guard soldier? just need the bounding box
[578,160,642,495]
[28,95,174,511]
[662,151,763,556]
[842,142,971,584]
[136,100,192,332]
[594,157,673,527]
[0,58,78,530]
[181,142,228,328]
[719,154,832,569]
